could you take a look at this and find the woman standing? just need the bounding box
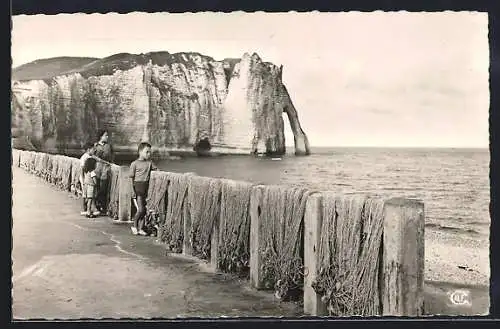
[94,129,114,214]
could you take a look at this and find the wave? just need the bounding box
[379,186,426,191]
[466,221,491,226]
[425,222,483,236]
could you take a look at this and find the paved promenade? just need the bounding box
[11,166,302,319]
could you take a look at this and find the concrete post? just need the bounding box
[382,197,425,316]
[249,185,265,289]
[118,165,132,222]
[303,193,328,316]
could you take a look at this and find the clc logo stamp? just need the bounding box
[448,289,471,306]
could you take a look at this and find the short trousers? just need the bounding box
[83,184,95,199]
[133,181,149,198]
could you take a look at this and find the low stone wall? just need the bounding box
[12,148,424,317]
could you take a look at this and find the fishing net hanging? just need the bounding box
[41,153,51,181]
[187,175,222,260]
[36,153,43,175]
[63,156,73,191]
[26,151,33,172]
[19,151,25,169]
[18,151,22,168]
[23,151,29,171]
[21,151,35,171]
[217,179,254,276]
[16,150,21,167]
[28,151,37,173]
[38,153,47,177]
[161,172,193,253]
[311,193,385,316]
[23,151,31,170]
[19,151,26,169]
[33,152,43,176]
[40,153,50,178]
[259,185,311,301]
[30,151,37,171]
[43,154,53,182]
[58,156,64,188]
[24,151,32,172]
[50,155,72,191]
[107,165,120,219]
[70,158,82,196]
[142,171,169,234]
[18,151,26,169]
[50,155,60,185]
[31,152,38,173]
[22,151,28,169]
[30,152,38,174]
[54,156,63,188]
[12,149,20,167]
[146,171,170,215]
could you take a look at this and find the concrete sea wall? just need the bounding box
[12,149,425,316]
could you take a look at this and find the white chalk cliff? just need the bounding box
[11,51,310,156]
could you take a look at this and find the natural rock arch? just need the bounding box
[281,86,310,156]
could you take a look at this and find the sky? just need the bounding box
[11,11,489,148]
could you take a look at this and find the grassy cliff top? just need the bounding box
[12,57,99,81]
[12,52,244,81]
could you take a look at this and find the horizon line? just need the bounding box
[285,145,489,149]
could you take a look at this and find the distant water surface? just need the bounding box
[128,147,490,238]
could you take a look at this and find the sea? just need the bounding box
[140,147,490,239]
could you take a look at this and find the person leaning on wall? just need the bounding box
[93,129,114,214]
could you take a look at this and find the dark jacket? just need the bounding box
[94,141,114,179]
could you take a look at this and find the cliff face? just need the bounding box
[11,51,310,156]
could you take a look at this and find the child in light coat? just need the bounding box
[79,142,99,216]
[82,157,98,219]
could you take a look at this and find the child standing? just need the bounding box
[79,142,98,216]
[129,142,157,236]
[82,157,98,219]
